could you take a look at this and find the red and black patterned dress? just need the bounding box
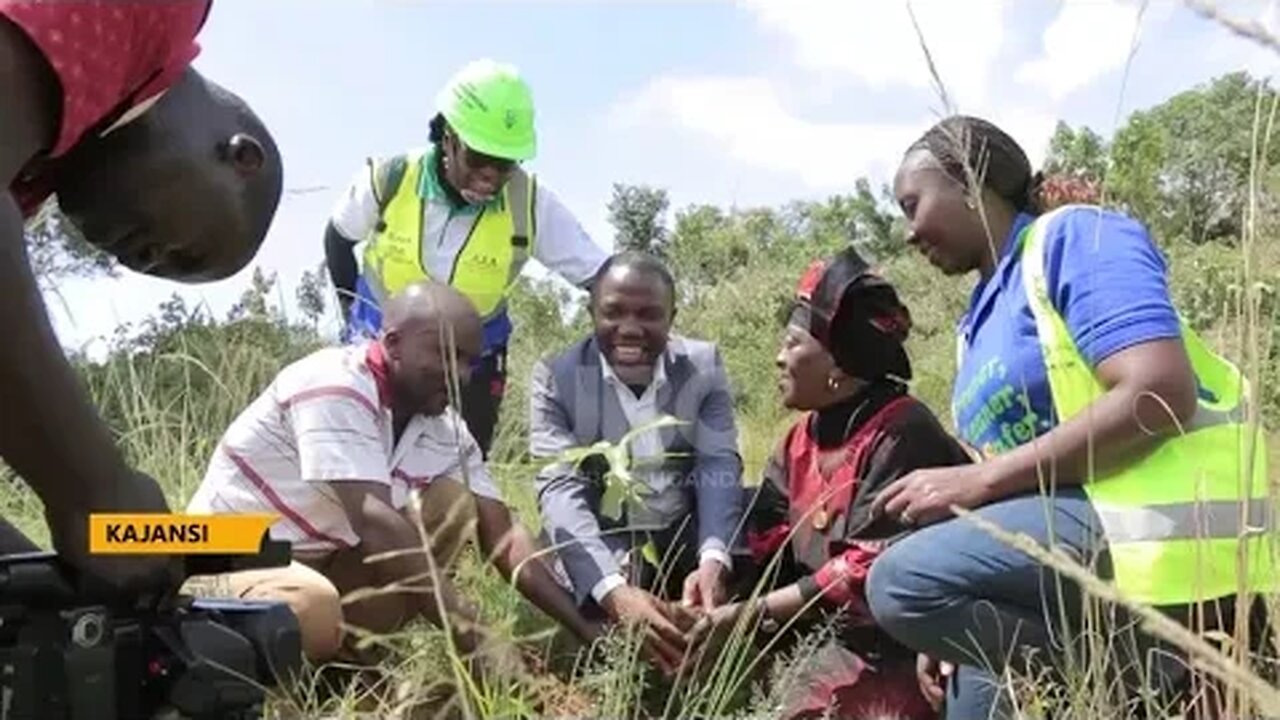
[746,380,972,720]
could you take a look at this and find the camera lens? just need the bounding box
[71,612,105,647]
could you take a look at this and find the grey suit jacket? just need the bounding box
[529,334,745,603]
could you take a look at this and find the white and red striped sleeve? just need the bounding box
[285,384,390,484]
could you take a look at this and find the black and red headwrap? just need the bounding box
[788,246,913,382]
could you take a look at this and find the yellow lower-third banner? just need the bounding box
[89,513,278,554]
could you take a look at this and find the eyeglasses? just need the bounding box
[447,132,517,173]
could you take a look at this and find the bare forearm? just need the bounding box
[478,500,598,642]
[504,525,598,642]
[323,222,358,310]
[0,201,133,515]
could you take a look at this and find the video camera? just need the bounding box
[0,538,303,720]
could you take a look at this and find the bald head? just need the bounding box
[379,281,483,417]
[382,280,482,337]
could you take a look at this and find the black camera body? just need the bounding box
[0,541,303,720]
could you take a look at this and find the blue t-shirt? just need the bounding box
[951,206,1182,457]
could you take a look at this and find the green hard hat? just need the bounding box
[436,59,537,162]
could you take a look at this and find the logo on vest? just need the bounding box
[383,241,413,263]
[381,229,413,251]
[462,253,502,271]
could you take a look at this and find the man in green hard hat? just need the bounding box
[324,58,608,456]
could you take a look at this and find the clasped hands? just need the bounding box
[598,558,757,677]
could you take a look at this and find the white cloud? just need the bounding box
[612,74,1059,190]
[738,0,1010,109]
[605,0,1075,193]
[989,107,1060,169]
[1016,0,1143,101]
[612,74,920,189]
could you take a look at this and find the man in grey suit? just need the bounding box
[529,251,745,675]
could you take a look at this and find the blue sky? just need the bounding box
[43,0,1279,356]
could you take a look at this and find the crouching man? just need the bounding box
[529,252,747,675]
[184,280,599,665]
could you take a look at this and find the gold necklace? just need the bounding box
[810,446,851,531]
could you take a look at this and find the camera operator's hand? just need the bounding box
[45,468,183,601]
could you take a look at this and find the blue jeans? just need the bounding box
[865,488,1191,719]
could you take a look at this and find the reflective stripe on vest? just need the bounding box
[359,150,536,320]
[1018,205,1275,606]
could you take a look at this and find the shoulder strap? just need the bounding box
[367,154,410,218]
[1018,206,1103,422]
[506,169,535,250]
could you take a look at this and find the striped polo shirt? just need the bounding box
[186,341,502,552]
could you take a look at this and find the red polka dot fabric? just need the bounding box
[3,0,208,215]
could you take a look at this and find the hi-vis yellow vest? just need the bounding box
[1016,206,1274,606]
[359,149,536,320]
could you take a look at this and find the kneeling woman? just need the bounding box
[865,116,1272,720]
[694,247,971,720]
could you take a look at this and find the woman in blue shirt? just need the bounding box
[862,116,1247,718]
